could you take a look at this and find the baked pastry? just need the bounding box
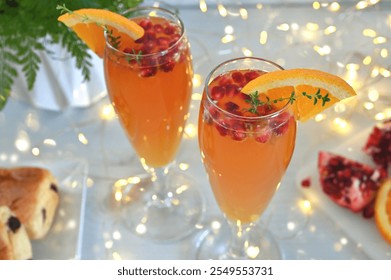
[0,205,32,260]
[0,167,59,240]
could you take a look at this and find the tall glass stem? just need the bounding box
[226,221,253,259]
[147,165,173,208]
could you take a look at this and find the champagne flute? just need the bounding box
[103,6,203,242]
[197,57,297,259]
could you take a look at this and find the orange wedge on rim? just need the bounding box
[375,178,391,244]
[241,68,356,122]
[58,8,144,57]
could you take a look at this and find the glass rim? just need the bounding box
[204,56,294,121]
[104,6,186,58]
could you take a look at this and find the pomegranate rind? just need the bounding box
[318,151,387,213]
[375,178,391,244]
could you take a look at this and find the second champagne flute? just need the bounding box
[104,6,203,242]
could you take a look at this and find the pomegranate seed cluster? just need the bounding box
[122,18,186,77]
[363,119,391,172]
[204,70,293,143]
[318,151,388,217]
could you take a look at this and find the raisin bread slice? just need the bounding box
[0,205,32,260]
[0,167,59,240]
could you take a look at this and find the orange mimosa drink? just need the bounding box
[199,63,297,224]
[104,13,193,168]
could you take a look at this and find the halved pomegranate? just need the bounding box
[318,151,387,213]
[363,119,391,171]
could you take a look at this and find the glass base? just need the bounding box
[196,217,282,260]
[118,170,204,242]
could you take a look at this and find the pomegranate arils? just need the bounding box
[225,84,240,97]
[301,177,312,188]
[211,86,226,100]
[129,18,183,77]
[139,19,153,30]
[164,24,177,35]
[363,119,391,171]
[139,66,158,77]
[153,23,163,33]
[269,112,291,136]
[225,101,239,113]
[244,71,260,82]
[218,75,232,86]
[255,128,272,143]
[231,71,245,84]
[318,151,388,213]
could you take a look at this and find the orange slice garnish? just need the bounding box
[241,68,356,122]
[375,178,391,244]
[58,8,144,57]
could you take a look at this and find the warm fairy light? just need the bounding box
[15,131,30,152]
[128,176,141,184]
[112,252,122,260]
[363,102,374,110]
[362,28,377,37]
[241,47,253,56]
[313,1,321,9]
[114,178,128,188]
[324,25,336,35]
[221,34,235,43]
[333,117,351,134]
[32,147,40,156]
[136,222,146,235]
[217,4,227,17]
[334,102,346,113]
[184,123,197,138]
[256,3,263,10]
[366,93,377,106]
[277,23,290,31]
[356,1,369,9]
[375,112,387,121]
[306,22,319,31]
[179,163,189,171]
[299,199,312,213]
[259,31,268,45]
[239,8,248,20]
[100,104,116,120]
[371,66,380,78]
[43,138,56,146]
[224,25,234,34]
[112,231,121,240]
[380,48,388,58]
[373,36,387,44]
[346,63,359,81]
[87,177,94,188]
[192,74,202,88]
[340,237,348,245]
[78,132,88,145]
[363,56,372,65]
[176,184,189,195]
[329,2,340,12]
[346,63,360,71]
[315,113,327,122]
[199,0,207,12]
[246,246,260,259]
[379,67,391,77]
[192,92,202,101]
[313,45,331,56]
[114,190,122,202]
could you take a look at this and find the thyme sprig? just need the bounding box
[245,88,331,115]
